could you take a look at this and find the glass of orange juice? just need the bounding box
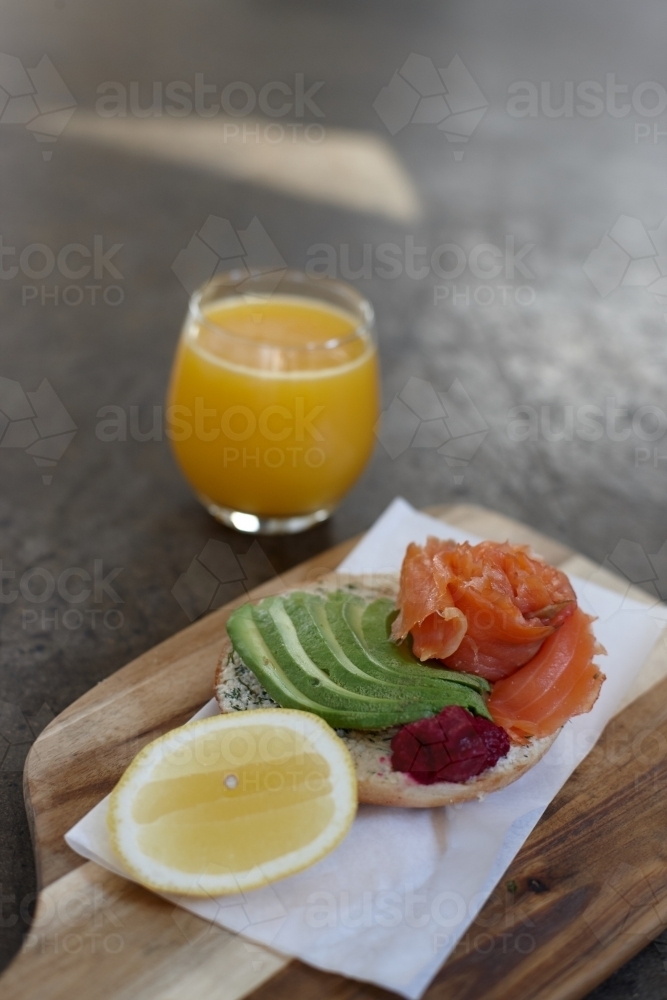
[166,270,379,534]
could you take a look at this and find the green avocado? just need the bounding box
[225,602,437,729]
[225,589,491,729]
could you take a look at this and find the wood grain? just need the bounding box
[1,863,288,1000]
[5,503,667,1000]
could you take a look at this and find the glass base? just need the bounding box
[198,495,333,535]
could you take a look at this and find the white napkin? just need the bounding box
[65,498,664,998]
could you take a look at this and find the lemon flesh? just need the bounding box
[107,709,357,896]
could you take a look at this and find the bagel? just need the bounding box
[214,573,558,808]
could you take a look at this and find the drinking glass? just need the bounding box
[166,270,379,534]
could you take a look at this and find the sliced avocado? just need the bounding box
[327,593,488,697]
[254,598,445,719]
[225,590,492,729]
[283,593,394,697]
[251,599,380,709]
[226,602,449,729]
[225,604,414,729]
[225,603,332,713]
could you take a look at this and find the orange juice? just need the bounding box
[167,292,379,526]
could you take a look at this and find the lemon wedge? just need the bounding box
[107,708,357,896]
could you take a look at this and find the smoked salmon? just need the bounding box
[392,538,467,660]
[392,537,577,680]
[487,606,605,740]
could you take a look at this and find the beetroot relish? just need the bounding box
[390,706,510,785]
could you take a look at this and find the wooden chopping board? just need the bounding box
[4,503,667,1000]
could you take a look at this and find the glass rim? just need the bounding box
[188,268,375,352]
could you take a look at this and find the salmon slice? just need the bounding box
[393,537,577,679]
[409,611,468,662]
[487,607,605,740]
[391,540,467,660]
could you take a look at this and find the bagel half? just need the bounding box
[214,573,558,807]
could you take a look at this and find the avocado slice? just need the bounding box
[225,604,413,729]
[327,594,489,696]
[288,592,445,701]
[254,597,370,707]
[225,590,492,728]
[252,598,442,717]
[283,593,395,697]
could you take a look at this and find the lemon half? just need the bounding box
[107,709,357,896]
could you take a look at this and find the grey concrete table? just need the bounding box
[1,0,666,995]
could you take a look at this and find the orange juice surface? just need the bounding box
[167,295,379,517]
